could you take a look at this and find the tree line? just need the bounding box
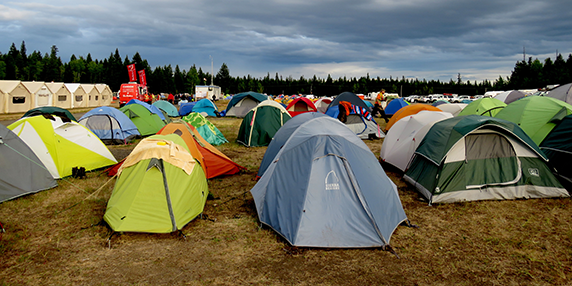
[1,41,572,97]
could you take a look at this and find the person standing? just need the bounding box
[373,89,389,122]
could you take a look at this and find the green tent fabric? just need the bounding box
[457,97,507,117]
[540,114,572,188]
[495,96,572,145]
[103,134,208,233]
[181,112,228,146]
[120,103,166,136]
[23,106,77,122]
[237,100,291,147]
[404,115,568,204]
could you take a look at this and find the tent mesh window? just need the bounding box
[465,133,516,160]
[83,115,121,141]
[76,95,83,102]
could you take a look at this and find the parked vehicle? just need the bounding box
[118,83,150,106]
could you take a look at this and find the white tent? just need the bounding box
[22,81,53,108]
[436,103,467,116]
[46,82,72,109]
[0,80,33,113]
[66,83,88,108]
[314,97,332,113]
[8,115,117,179]
[380,111,453,172]
[83,84,101,107]
[96,84,113,106]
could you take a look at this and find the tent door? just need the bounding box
[463,133,522,189]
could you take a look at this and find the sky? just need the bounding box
[1,0,571,83]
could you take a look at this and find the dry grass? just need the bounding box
[1,100,571,285]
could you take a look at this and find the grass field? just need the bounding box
[1,101,571,285]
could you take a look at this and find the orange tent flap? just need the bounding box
[385,104,442,131]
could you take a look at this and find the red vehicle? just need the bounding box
[118,83,150,106]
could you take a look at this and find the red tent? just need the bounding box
[286,97,317,117]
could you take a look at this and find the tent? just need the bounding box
[83,84,101,107]
[385,104,442,131]
[225,91,268,117]
[192,99,219,117]
[8,115,117,179]
[257,112,329,178]
[0,80,33,113]
[78,106,140,144]
[237,100,291,147]
[152,100,179,117]
[23,106,76,122]
[95,84,113,106]
[457,98,506,117]
[314,97,332,113]
[495,96,572,145]
[181,112,228,146]
[46,82,72,109]
[328,92,371,112]
[251,115,408,247]
[325,94,384,140]
[380,111,453,172]
[125,99,166,121]
[178,102,197,116]
[285,97,317,117]
[404,115,568,204]
[432,100,449,107]
[103,134,208,233]
[158,120,245,179]
[540,114,572,189]
[384,98,410,116]
[21,81,53,108]
[494,90,526,104]
[0,124,57,203]
[119,103,166,136]
[65,83,88,108]
[545,83,572,104]
[436,103,467,116]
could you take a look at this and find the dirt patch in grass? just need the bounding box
[1,100,572,285]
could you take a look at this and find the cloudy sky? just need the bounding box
[1,0,571,83]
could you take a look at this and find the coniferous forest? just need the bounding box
[1,41,572,97]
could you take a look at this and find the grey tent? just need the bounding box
[546,83,572,104]
[0,124,57,202]
[251,115,407,248]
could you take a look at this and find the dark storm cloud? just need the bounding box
[1,0,571,82]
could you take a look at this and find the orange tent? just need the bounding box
[385,104,442,131]
[157,120,245,179]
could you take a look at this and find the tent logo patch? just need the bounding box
[325,171,340,190]
[528,168,540,177]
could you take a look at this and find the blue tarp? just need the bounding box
[178,102,197,116]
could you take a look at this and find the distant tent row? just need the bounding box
[0,80,113,113]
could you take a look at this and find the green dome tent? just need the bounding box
[404,115,568,204]
[237,100,291,147]
[119,103,166,136]
[104,134,208,233]
[494,96,572,145]
[457,97,507,117]
[181,112,228,146]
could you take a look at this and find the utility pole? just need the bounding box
[209,55,214,85]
